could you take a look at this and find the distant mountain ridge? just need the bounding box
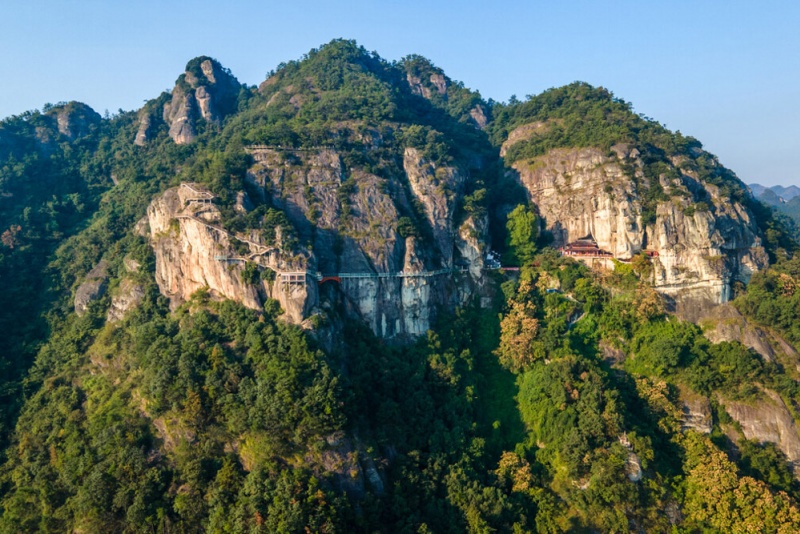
[749,183,800,231]
[750,183,800,202]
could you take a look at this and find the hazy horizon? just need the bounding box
[2,0,798,186]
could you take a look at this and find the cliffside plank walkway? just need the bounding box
[175,214,280,257]
[173,183,511,288]
[180,183,216,203]
[176,211,469,287]
[245,145,335,153]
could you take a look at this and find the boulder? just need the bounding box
[74,260,109,316]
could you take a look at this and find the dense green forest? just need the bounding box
[2,39,800,533]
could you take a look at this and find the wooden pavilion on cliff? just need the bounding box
[559,234,613,258]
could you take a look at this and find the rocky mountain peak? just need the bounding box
[401,54,489,128]
[44,101,101,140]
[135,56,243,146]
[29,101,101,148]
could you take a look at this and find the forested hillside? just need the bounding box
[2,39,800,533]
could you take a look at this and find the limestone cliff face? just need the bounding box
[144,160,486,336]
[506,140,768,319]
[142,58,241,145]
[146,184,312,324]
[244,146,486,337]
[721,389,800,477]
[403,147,465,267]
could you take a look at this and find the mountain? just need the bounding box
[490,83,770,320]
[2,39,800,532]
[751,183,800,202]
[750,182,800,232]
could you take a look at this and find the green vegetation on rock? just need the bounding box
[1,39,800,533]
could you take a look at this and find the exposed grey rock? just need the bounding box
[163,86,198,145]
[722,389,800,477]
[619,434,643,482]
[403,147,465,267]
[147,138,489,337]
[33,102,101,149]
[456,214,487,280]
[406,74,430,99]
[147,184,312,324]
[699,303,786,361]
[429,73,447,95]
[362,454,385,495]
[507,143,768,318]
[74,260,109,316]
[680,391,713,434]
[234,191,253,213]
[318,433,366,498]
[134,109,154,146]
[123,256,141,273]
[107,278,145,322]
[48,102,101,141]
[600,341,626,366]
[626,452,642,482]
[161,58,242,145]
[469,105,488,128]
[134,216,149,237]
[244,146,486,337]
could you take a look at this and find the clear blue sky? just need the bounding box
[2,1,798,186]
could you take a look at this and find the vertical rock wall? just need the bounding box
[147,185,312,324]
[509,143,768,318]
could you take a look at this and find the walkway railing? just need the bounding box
[173,183,481,288]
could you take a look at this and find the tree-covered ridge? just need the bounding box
[2,39,800,532]
[215,40,493,166]
[181,40,503,261]
[400,54,488,126]
[0,103,118,444]
[487,81,799,253]
[0,275,347,532]
[5,233,800,532]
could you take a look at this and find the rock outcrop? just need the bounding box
[153,58,241,145]
[402,57,488,128]
[146,183,312,324]
[242,145,486,337]
[107,278,145,323]
[74,260,109,316]
[680,388,713,434]
[48,102,101,140]
[699,303,800,365]
[134,103,163,147]
[721,389,800,476]
[506,141,768,320]
[35,102,101,148]
[403,147,465,267]
[134,111,152,146]
[406,72,447,100]
[456,214,487,280]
